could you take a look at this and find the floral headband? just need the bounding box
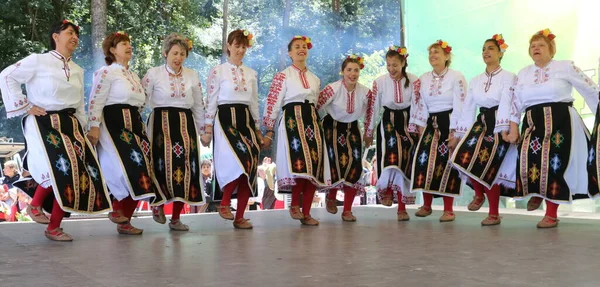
[491,34,508,52]
[436,40,452,53]
[536,28,556,40]
[292,35,313,49]
[115,31,128,37]
[389,45,409,58]
[242,30,255,47]
[347,54,365,69]
[185,38,193,51]
[62,19,80,32]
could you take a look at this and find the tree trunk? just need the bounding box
[91,0,107,70]
[278,0,292,71]
[221,0,229,63]
[332,0,340,12]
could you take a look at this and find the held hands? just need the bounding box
[200,125,212,147]
[255,130,264,148]
[262,131,274,150]
[502,122,520,144]
[27,105,47,116]
[364,136,373,148]
[87,127,100,146]
[447,130,459,154]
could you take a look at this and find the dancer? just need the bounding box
[451,34,517,226]
[318,54,375,222]
[498,29,598,228]
[410,39,467,222]
[204,29,261,229]
[0,20,111,241]
[87,31,164,234]
[367,46,419,221]
[143,33,205,231]
[262,35,324,226]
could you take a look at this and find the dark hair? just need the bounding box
[227,29,250,56]
[484,39,503,63]
[341,57,362,71]
[49,20,80,50]
[385,49,410,88]
[287,38,306,52]
[102,32,131,65]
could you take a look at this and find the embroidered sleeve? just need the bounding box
[205,66,220,126]
[191,72,206,134]
[449,73,468,130]
[409,79,428,127]
[494,75,516,133]
[495,75,521,132]
[364,88,377,138]
[75,72,87,128]
[87,67,112,127]
[454,79,476,138]
[0,54,38,118]
[249,70,260,130]
[567,61,599,115]
[316,84,335,112]
[262,72,287,129]
[141,69,155,106]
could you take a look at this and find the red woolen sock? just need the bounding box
[386,187,393,198]
[171,202,185,220]
[302,181,316,216]
[291,179,304,207]
[343,186,357,213]
[545,200,559,218]
[486,185,501,216]
[47,198,65,231]
[121,196,139,220]
[235,182,251,220]
[112,198,123,213]
[470,180,486,198]
[423,193,433,208]
[327,189,337,201]
[31,185,52,207]
[397,200,406,213]
[443,196,454,212]
[221,179,238,207]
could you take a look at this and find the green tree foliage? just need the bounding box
[0,0,401,146]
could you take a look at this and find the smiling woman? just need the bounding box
[87,31,163,235]
[261,35,324,226]
[495,28,600,229]
[0,20,112,241]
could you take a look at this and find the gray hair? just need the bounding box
[162,33,190,57]
[3,160,16,168]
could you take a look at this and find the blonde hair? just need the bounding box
[428,43,452,67]
[529,34,556,57]
[162,33,190,57]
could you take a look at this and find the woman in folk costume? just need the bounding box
[450,35,517,226]
[498,29,599,228]
[367,46,419,221]
[410,40,467,222]
[0,20,111,241]
[143,33,206,231]
[203,29,262,229]
[317,54,375,222]
[87,32,163,235]
[262,35,324,226]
